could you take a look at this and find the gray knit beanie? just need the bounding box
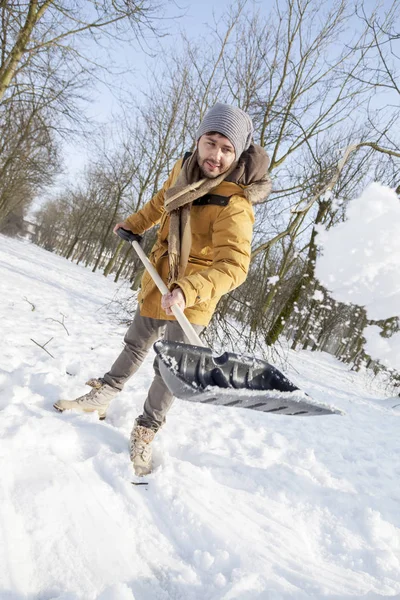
[196,103,254,159]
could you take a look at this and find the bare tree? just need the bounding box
[0,0,172,229]
[0,95,60,227]
[0,0,162,104]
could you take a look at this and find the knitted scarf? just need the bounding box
[164,150,237,284]
[164,145,271,285]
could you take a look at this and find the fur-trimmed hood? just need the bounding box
[226,143,272,205]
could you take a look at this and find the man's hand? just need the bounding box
[114,222,143,244]
[113,221,131,234]
[161,288,186,316]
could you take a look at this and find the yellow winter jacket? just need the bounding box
[125,158,258,326]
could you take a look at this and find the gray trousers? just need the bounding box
[103,308,204,431]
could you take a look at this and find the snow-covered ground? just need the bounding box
[0,234,399,600]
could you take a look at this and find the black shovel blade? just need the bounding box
[154,341,341,416]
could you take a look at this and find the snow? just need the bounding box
[316,182,400,371]
[0,234,400,600]
[267,276,280,286]
[312,290,324,302]
[364,325,400,373]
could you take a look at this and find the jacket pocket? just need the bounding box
[140,269,153,295]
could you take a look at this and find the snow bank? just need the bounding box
[316,182,400,370]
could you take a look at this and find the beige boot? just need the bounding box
[130,423,155,476]
[53,380,117,420]
[85,377,104,389]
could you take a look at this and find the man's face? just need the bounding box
[197,133,236,179]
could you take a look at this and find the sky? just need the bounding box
[75,0,397,123]
[30,0,398,213]
[80,1,237,120]
[29,0,235,211]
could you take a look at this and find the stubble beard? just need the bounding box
[197,156,225,180]
[199,166,219,179]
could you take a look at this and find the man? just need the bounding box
[54,103,271,476]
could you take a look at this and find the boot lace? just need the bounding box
[76,386,107,406]
[130,426,154,462]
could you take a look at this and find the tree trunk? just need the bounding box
[131,267,144,290]
[114,246,132,282]
[66,236,79,260]
[103,240,124,277]
[265,201,329,346]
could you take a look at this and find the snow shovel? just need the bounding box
[117,228,341,416]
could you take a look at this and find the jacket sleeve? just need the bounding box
[174,196,254,307]
[124,160,182,234]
